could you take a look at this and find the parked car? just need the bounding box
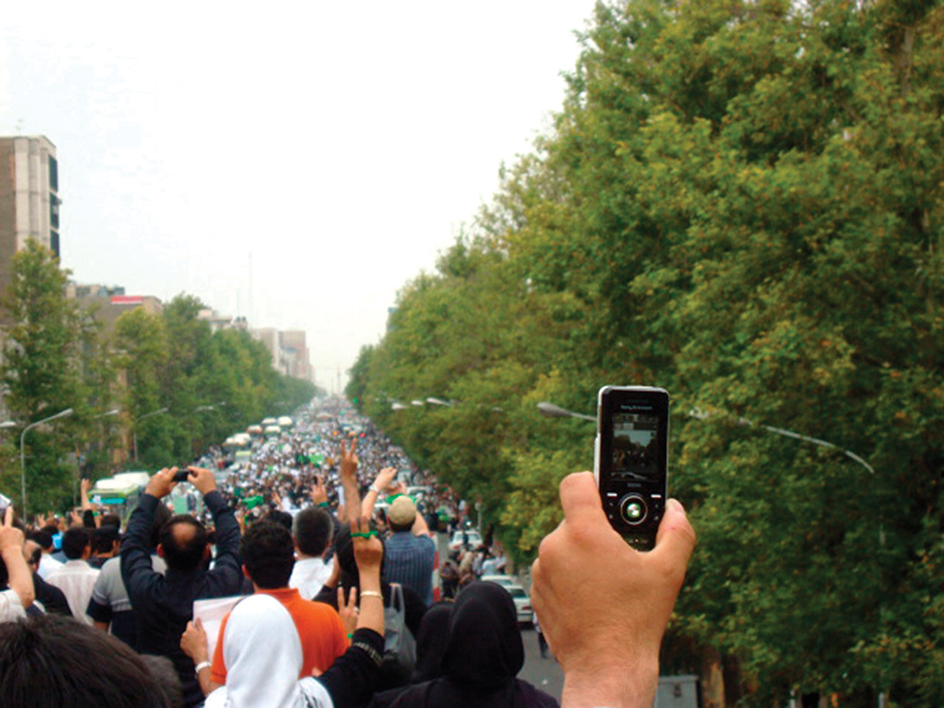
[505,584,533,625]
[480,574,517,589]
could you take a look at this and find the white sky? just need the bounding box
[0,2,594,394]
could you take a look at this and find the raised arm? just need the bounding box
[338,440,361,528]
[361,467,397,518]
[0,506,34,610]
[531,472,695,708]
[188,466,243,593]
[121,468,177,597]
[317,516,385,707]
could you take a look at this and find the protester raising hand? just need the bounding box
[337,585,359,639]
[350,516,384,637]
[0,505,34,618]
[340,438,359,481]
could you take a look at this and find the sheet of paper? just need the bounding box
[193,595,246,660]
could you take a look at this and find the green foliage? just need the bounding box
[114,294,317,469]
[0,244,316,506]
[349,0,944,703]
[1,240,86,513]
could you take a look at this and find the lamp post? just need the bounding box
[20,408,73,519]
[536,401,596,422]
[133,407,169,462]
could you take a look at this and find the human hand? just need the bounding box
[70,509,83,527]
[531,472,695,708]
[350,516,382,574]
[145,468,178,499]
[0,506,24,555]
[387,480,407,497]
[80,478,92,494]
[339,439,358,482]
[337,585,358,638]
[180,618,209,663]
[373,467,397,492]
[310,475,328,506]
[188,467,218,496]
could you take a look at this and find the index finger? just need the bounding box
[3,505,13,526]
[651,498,696,569]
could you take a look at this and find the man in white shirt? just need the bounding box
[289,503,334,600]
[46,527,100,625]
[32,529,63,579]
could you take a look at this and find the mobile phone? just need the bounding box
[594,386,669,551]
[173,468,191,482]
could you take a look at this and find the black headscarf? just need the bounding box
[441,581,524,691]
[387,582,558,708]
[412,601,453,683]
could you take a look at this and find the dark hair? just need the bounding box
[149,502,172,550]
[25,542,42,567]
[293,507,333,558]
[30,529,53,551]
[100,513,122,530]
[62,527,91,560]
[159,516,208,572]
[82,509,97,528]
[240,521,294,589]
[0,614,168,708]
[264,509,293,533]
[140,654,184,708]
[93,526,120,555]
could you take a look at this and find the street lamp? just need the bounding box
[133,407,169,462]
[537,401,596,422]
[20,408,73,519]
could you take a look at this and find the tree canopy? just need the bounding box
[348,0,944,703]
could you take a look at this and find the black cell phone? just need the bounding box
[594,385,669,551]
[173,468,191,482]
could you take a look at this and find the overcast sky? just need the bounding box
[0,2,594,393]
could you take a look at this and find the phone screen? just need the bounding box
[610,411,663,483]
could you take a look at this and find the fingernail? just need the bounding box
[668,498,686,516]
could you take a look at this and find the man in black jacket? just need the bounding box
[121,466,244,708]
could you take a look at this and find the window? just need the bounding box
[48,156,59,192]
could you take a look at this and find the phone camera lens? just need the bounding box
[619,495,648,525]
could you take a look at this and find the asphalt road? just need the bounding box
[519,625,564,702]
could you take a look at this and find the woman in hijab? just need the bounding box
[388,582,559,708]
[368,601,454,708]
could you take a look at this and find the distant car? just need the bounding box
[450,529,483,552]
[481,574,517,589]
[505,584,533,625]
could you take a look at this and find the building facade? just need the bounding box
[0,136,61,302]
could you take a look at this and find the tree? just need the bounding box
[0,240,85,513]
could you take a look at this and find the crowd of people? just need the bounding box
[0,399,696,708]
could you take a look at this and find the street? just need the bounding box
[519,625,564,702]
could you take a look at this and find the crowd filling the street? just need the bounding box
[0,397,695,708]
